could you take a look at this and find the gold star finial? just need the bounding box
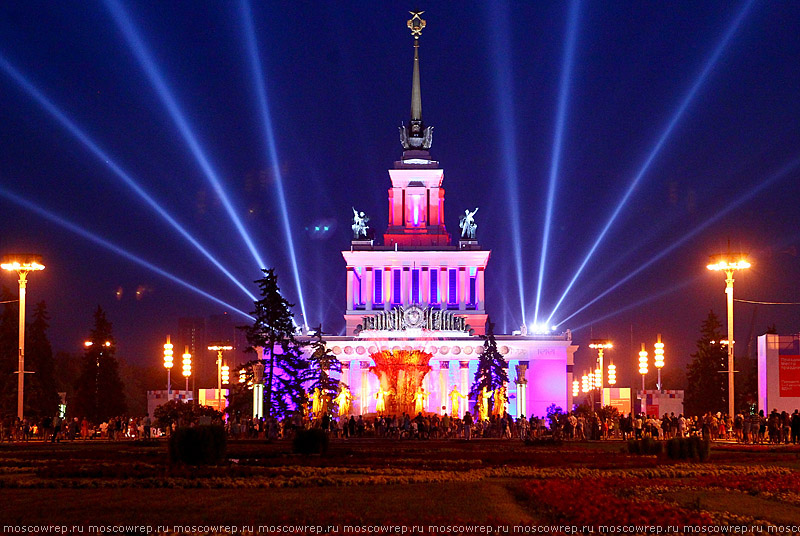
[407,11,426,39]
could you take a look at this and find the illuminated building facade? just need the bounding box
[323,13,577,419]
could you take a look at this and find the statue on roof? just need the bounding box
[352,208,369,239]
[459,207,478,239]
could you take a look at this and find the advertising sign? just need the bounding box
[779,355,800,397]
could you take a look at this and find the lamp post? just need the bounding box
[2,254,45,420]
[638,344,648,415]
[607,363,616,386]
[182,347,192,394]
[707,249,750,418]
[163,336,173,395]
[208,343,233,412]
[589,340,613,392]
[654,334,665,391]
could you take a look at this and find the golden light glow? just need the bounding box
[594,368,602,389]
[163,336,173,369]
[654,334,665,369]
[707,255,750,272]
[589,340,613,350]
[221,365,230,384]
[208,344,233,351]
[607,363,617,385]
[182,347,191,378]
[1,254,45,272]
[581,374,589,394]
[638,344,648,375]
[239,368,246,384]
[572,380,579,397]
[84,341,93,347]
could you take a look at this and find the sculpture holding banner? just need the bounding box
[459,207,478,239]
[352,208,369,239]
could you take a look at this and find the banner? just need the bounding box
[779,355,800,397]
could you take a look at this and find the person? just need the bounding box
[463,411,474,440]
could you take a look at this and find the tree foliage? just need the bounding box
[72,306,127,423]
[470,319,509,413]
[304,326,342,404]
[240,269,307,418]
[24,301,60,418]
[685,310,727,416]
[154,399,222,429]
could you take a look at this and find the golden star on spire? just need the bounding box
[407,11,426,39]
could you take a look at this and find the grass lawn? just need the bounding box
[2,438,800,532]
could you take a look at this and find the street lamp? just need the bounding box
[163,336,174,395]
[182,346,192,393]
[707,249,750,418]
[654,334,665,391]
[208,343,233,412]
[2,254,45,420]
[589,340,613,391]
[638,344,648,415]
[607,363,616,386]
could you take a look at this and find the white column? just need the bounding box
[459,361,469,418]
[360,361,370,415]
[365,267,374,311]
[384,268,392,311]
[438,361,448,415]
[346,267,354,310]
[477,268,485,311]
[458,268,467,311]
[439,267,448,307]
[401,268,410,306]
[515,363,528,418]
[421,268,430,307]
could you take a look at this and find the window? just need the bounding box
[411,269,420,304]
[353,270,363,309]
[430,269,439,306]
[393,270,402,305]
[374,269,383,305]
[448,269,458,308]
[468,275,477,309]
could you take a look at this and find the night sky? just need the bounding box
[1,2,799,390]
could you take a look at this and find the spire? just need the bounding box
[411,40,422,121]
[399,11,434,154]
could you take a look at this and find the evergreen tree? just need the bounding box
[240,269,307,418]
[24,301,60,418]
[304,326,342,411]
[685,310,727,416]
[470,319,509,414]
[0,286,19,415]
[72,306,127,423]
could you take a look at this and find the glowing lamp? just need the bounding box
[594,368,602,389]
[221,365,230,385]
[581,374,589,394]
[1,254,45,273]
[163,337,174,369]
[607,363,616,385]
[182,347,192,378]
[239,368,246,384]
[638,345,648,375]
[572,380,579,397]
[654,335,665,369]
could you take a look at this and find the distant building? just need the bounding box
[758,333,800,413]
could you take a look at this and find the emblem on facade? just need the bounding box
[360,306,468,333]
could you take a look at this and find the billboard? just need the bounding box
[779,355,800,397]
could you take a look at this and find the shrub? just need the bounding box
[292,428,329,455]
[627,436,662,455]
[665,436,711,461]
[168,425,227,465]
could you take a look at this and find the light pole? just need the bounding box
[163,336,173,395]
[589,340,613,391]
[654,334,665,391]
[182,347,192,394]
[2,254,45,420]
[638,344,648,415]
[208,343,233,412]
[707,250,750,418]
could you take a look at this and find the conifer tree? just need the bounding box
[24,301,60,418]
[470,319,509,414]
[240,269,307,418]
[73,306,127,423]
[0,286,19,415]
[305,326,342,408]
[685,310,728,416]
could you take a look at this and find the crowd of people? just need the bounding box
[3,408,800,444]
